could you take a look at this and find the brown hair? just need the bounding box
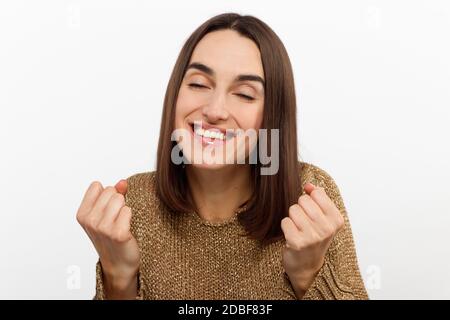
[156,13,302,245]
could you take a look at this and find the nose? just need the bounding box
[201,92,229,123]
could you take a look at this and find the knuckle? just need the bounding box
[311,187,325,199]
[86,215,100,230]
[119,206,131,219]
[288,204,300,218]
[103,186,116,195]
[288,211,296,221]
[89,181,103,192]
[112,192,125,203]
[76,212,84,225]
[110,233,120,242]
[121,205,131,214]
[105,193,124,210]
[320,223,334,237]
[325,225,335,238]
[97,223,110,236]
[281,218,292,234]
[327,219,336,231]
[311,232,322,244]
[290,238,303,251]
[298,195,309,206]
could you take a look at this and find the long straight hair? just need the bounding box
[156,13,302,245]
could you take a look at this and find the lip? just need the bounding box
[188,121,227,134]
[188,121,236,138]
[187,121,235,147]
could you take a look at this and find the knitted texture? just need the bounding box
[94,162,368,300]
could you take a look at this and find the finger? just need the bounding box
[298,194,326,223]
[114,179,128,196]
[303,182,316,195]
[307,186,344,230]
[288,204,313,234]
[87,187,117,226]
[98,193,125,232]
[77,181,104,220]
[281,217,306,250]
[91,186,117,212]
[306,185,336,216]
[111,206,133,242]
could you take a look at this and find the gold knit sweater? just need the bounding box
[94,162,368,300]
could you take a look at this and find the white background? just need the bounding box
[1,0,449,299]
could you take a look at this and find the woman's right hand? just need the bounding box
[76,179,140,299]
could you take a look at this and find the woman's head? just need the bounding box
[157,13,301,244]
[174,29,265,168]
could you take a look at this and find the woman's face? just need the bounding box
[174,29,265,170]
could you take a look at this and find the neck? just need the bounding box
[185,164,252,223]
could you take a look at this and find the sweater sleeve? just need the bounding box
[93,260,144,300]
[301,164,369,300]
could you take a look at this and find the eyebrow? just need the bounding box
[186,62,265,87]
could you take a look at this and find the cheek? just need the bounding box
[174,88,202,127]
[179,87,210,109]
[255,104,264,129]
[236,103,264,131]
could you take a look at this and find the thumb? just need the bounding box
[303,182,316,195]
[114,179,128,195]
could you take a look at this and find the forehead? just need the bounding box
[189,30,264,78]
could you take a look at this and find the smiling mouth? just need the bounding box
[189,122,236,142]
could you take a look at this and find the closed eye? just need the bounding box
[189,83,254,101]
[188,83,208,89]
[235,93,255,101]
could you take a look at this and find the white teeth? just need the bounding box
[194,128,204,135]
[193,127,225,140]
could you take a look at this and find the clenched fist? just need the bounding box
[76,179,140,299]
[281,182,345,299]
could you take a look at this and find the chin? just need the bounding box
[188,162,230,171]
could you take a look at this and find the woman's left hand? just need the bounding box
[281,182,345,299]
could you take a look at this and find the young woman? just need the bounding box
[76,13,368,300]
